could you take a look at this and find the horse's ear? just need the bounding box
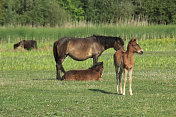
[132,38,136,42]
[115,37,120,41]
[101,61,103,65]
[99,61,103,65]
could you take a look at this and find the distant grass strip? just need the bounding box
[0,25,176,43]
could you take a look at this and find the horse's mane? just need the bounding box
[93,34,123,49]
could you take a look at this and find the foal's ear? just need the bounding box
[132,38,137,42]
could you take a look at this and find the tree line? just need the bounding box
[0,0,176,26]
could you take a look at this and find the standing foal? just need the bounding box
[114,38,143,95]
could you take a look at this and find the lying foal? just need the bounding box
[114,38,143,95]
[62,62,103,81]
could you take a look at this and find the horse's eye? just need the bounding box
[133,45,137,47]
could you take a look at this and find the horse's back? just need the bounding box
[66,36,102,60]
[21,40,37,50]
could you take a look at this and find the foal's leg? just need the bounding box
[129,68,133,95]
[123,69,127,95]
[115,66,119,94]
[119,68,123,94]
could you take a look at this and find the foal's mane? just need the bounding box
[127,38,136,51]
[89,62,103,70]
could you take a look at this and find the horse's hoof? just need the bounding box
[56,77,61,80]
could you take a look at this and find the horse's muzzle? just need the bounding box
[139,50,144,55]
[120,46,125,52]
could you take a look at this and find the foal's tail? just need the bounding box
[114,50,123,68]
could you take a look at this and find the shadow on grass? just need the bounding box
[88,89,117,95]
[33,78,56,81]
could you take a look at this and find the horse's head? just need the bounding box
[14,40,25,50]
[14,43,19,49]
[114,37,125,52]
[128,38,143,54]
[14,41,22,50]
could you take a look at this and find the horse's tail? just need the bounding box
[53,38,70,63]
[53,41,60,63]
[34,41,37,49]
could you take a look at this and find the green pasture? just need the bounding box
[0,37,176,116]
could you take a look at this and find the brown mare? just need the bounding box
[53,35,124,80]
[61,62,103,81]
[114,38,143,95]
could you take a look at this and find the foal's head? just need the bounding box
[127,38,143,54]
[90,62,104,77]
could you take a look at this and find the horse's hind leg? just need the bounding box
[115,66,119,94]
[119,68,123,94]
[60,63,65,73]
[129,68,133,95]
[123,69,127,95]
[56,63,61,80]
[56,59,65,80]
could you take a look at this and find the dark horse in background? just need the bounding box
[53,34,124,80]
[14,40,37,50]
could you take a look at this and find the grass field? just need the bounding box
[0,35,176,116]
[0,24,176,116]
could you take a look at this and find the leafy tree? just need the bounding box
[0,0,18,25]
[83,0,134,23]
[57,0,84,21]
[132,0,176,24]
[0,0,70,26]
[0,1,3,23]
[0,0,176,25]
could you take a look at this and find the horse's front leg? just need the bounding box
[123,69,127,95]
[129,68,133,95]
[93,55,98,65]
